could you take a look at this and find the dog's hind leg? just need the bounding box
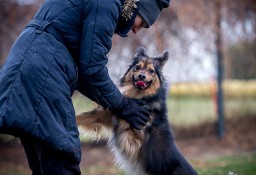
[140,124,198,175]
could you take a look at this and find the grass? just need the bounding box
[167,96,216,127]
[167,96,256,127]
[1,154,255,175]
[72,91,97,114]
[1,84,256,175]
[71,91,256,174]
[81,165,125,175]
[72,92,256,127]
[81,154,256,175]
[194,153,256,175]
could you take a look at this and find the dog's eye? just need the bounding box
[134,64,140,71]
[149,69,155,75]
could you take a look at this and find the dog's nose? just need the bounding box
[138,74,146,80]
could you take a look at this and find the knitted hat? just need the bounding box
[115,0,140,37]
[115,0,170,37]
[138,0,170,28]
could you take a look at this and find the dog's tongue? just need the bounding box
[136,81,146,88]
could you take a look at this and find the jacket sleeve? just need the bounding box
[77,0,123,110]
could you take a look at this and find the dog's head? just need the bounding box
[120,47,168,98]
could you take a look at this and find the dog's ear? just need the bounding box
[119,62,134,87]
[156,51,169,68]
[135,47,146,57]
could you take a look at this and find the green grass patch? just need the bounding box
[72,91,256,127]
[167,96,216,127]
[72,91,96,114]
[81,154,256,175]
[167,96,256,127]
[195,154,256,175]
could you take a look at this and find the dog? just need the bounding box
[76,47,198,175]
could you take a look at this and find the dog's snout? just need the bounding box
[138,74,146,80]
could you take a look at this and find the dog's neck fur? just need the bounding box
[119,83,167,115]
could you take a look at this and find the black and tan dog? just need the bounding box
[76,47,198,175]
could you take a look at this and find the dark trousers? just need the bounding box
[20,137,81,175]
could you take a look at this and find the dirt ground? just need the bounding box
[0,115,255,175]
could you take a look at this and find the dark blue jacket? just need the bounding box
[0,0,125,161]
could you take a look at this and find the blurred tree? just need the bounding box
[0,0,255,81]
[214,0,225,139]
[172,0,256,78]
[0,0,39,66]
[227,40,256,79]
[223,0,256,79]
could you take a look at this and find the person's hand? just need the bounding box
[112,97,150,130]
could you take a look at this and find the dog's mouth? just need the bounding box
[133,77,151,90]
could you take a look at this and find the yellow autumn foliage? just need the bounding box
[169,80,256,98]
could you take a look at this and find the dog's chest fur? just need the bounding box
[107,87,165,175]
[108,137,147,175]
